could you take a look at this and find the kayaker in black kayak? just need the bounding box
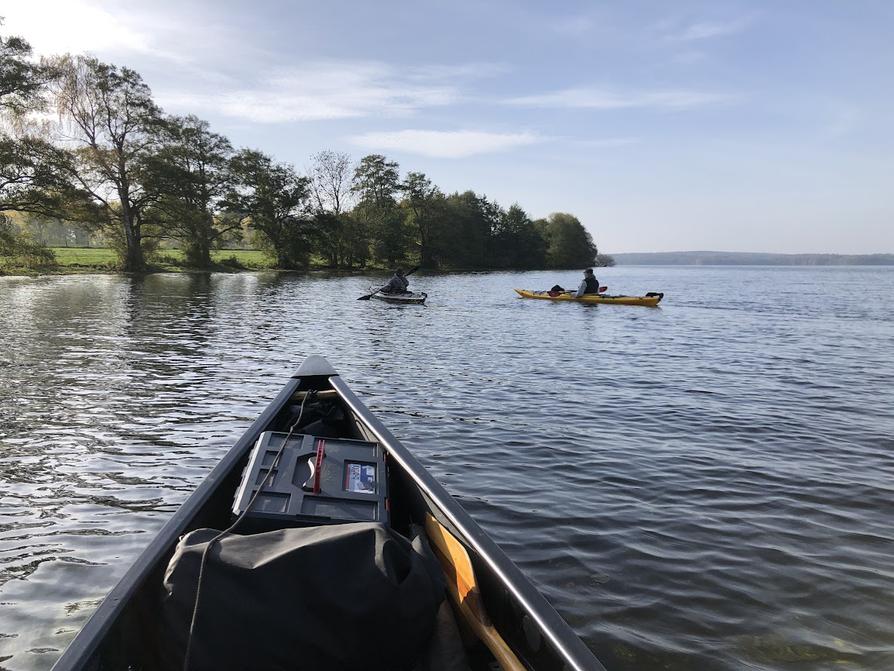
[575,268,600,297]
[381,268,409,294]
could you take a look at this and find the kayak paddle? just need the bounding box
[357,266,420,300]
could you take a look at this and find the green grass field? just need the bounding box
[44,247,276,271]
[51,247,120,268]
[2,247,351,275]
[149,248,275,270]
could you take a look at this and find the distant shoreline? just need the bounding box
[612,251,894,266]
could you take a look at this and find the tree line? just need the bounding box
[1,25,609,272]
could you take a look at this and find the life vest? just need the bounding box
[583,275,599,294]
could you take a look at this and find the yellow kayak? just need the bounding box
[514,288,664,307]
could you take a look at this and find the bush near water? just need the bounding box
[0,26,610,275]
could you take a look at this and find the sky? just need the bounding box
[3,0,893,253]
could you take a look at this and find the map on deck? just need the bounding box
[344,462,376,493]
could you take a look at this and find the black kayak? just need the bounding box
[51,356,606,671]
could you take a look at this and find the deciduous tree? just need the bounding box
[401,171,442,269]
[489,203,547,269]
[309,150,354,267]
[225,149,313,269]
[353,154,406,266]
[0,25,50,116]
[51,56,165,271]
[0,26,82,262]
[534,212,598,268]
[0,134,82,215]
[148,115,237,267]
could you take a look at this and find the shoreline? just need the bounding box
[5,263,894,278]
[10,247,893,278]
[0,246,616,277]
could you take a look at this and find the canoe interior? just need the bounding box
[53,361,603,671]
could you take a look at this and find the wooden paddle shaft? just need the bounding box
[424,514,526,671]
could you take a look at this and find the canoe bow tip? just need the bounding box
[292,355,339,379]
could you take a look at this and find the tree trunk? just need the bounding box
[418,221,432,268]
[187,215,214,268]
[121,213,145,272]
[119,184,145,273]
[186,239,211,268]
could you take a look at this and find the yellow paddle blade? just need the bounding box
[424,514,527,671]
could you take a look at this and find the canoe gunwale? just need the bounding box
[50,376,304,671]
[330,376,605,671]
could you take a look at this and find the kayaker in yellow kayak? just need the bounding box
[575,268,600,297]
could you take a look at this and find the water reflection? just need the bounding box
[1,268,894,670]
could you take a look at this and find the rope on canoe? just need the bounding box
[182,389,317,671]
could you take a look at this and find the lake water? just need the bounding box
[1,267,893,670]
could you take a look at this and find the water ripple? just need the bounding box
[1,268,893,670]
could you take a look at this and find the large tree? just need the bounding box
[489,203,547,269]
[308,150,354,267]
[352,154,406,266]
[534,212,598,268]
[401,171,443,269]
[352,154,400,206]
[51,55,164,271]
[0,26,86,264]
[147,115,237,267]
[309,150,353,217]
[0,25,50,116]
[1,27,66,215]
[225,149,313,269]
[436,191,498,269]
[0,134,81,215]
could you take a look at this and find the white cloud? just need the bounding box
[2,0,243,69]
[2,0,152,55]
[157,61,495,122]
[349,129,543,158]
[666,16,754,42]
[402,63,510,81]
[507,88,738,111]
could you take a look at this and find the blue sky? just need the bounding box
[5,0,893,253]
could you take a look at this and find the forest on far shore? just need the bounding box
[1,25,612,274]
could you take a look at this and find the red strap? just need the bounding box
[313,439,325,494]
